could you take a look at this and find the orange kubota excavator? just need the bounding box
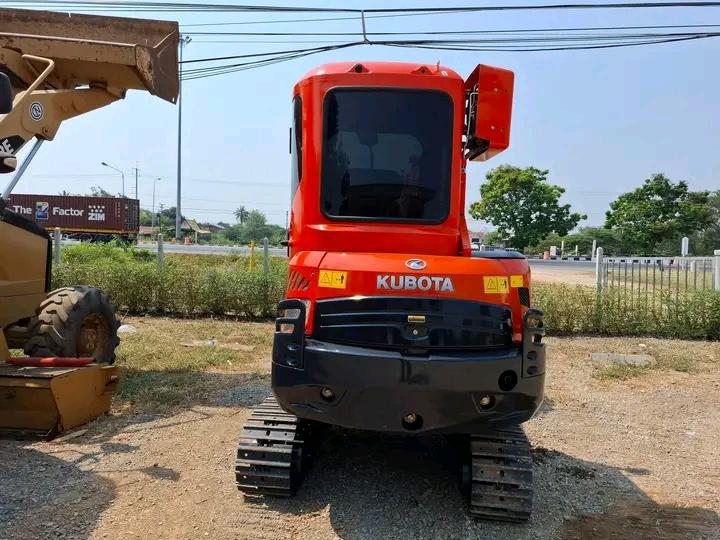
[235,62,546,522]
[0,8,178,437]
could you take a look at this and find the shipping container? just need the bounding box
[5,194,140,242]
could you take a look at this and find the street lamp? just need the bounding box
[101,161,124,197]
[176,34,192,241]
[152,177,161,232]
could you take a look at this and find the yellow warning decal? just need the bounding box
[510,275,524,288]
[318,270,348,289]
[483,275,510,294]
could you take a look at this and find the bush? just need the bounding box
[54,244,288,318]
[55,244,720,338]
[534,283,720,340]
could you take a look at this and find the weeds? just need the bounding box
[594,363,650,380]
[534,283,720,340]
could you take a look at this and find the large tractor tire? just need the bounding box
[23,286,120,364]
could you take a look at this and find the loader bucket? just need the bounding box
[0,8,179,103]
[0,363,118,438]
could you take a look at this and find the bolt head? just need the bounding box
[479,395,493,408]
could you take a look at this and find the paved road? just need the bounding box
[528,259,596,271]
[135,244,597,272]
[136,242,288,257]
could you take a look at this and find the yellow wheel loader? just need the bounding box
[0,8,179,437]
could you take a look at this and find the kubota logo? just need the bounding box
[377,275,454,292]
[405,258,427,270]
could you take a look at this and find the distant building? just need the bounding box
[181,218,211,243]
[138,218,211,242]
[468,230,486,248]
[202,223,226,234]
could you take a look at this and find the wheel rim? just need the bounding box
[77,313,109,359]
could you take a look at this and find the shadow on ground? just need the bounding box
[245,429,719,540]
[0,442,116,539]
[117,368,270,410]
[60,369,271,443]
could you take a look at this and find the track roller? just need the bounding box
[235,395,313,497]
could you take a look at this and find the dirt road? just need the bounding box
[1,331,718,539]
[530,263,597,286]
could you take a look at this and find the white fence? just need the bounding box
[595,248,720,294]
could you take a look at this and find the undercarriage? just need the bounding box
[236,300,545,521]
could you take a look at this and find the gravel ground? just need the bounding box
[1,336,719,540]
[531,267,596,286]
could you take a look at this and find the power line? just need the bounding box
[191,40,349,44]
[181,10,474,27]
[180,29,720,79]
[182,24,720,36]
[7,1,720,14]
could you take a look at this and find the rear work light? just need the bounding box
[274,299,309,369]
[278,299,311,333]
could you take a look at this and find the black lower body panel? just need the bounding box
[272,339,544,435]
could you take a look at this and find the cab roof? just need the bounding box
[298,61,464,83]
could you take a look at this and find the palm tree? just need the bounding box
[234,205,249,224]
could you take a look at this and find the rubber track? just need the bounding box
[469,425,533,522]
[235,395,308,498]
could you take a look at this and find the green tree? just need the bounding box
[139,209,153,226]
[469,165,585,250]
[160,206,177,223]
[690,190,720,255]
[234,205,249,224]
[604,174,713,255]
[220,209,286,245]
[243,210,268,242]
[524,227,632,256]
[88,186,117,197]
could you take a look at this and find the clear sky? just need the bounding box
[7,1,720,229]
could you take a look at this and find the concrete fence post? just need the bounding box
[594,247,604,327]
[263,237,269,274]
[681,236,689,257]
[157,233,164,272]
[595,247,604,293]
[714,249,720,291]
[591,240,597,261]
[53,227,61,267]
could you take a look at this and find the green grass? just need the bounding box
[591,337,717,380]
[113,318,273,412]
[595,363,651,381]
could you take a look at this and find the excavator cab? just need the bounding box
[0,8,179,437]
